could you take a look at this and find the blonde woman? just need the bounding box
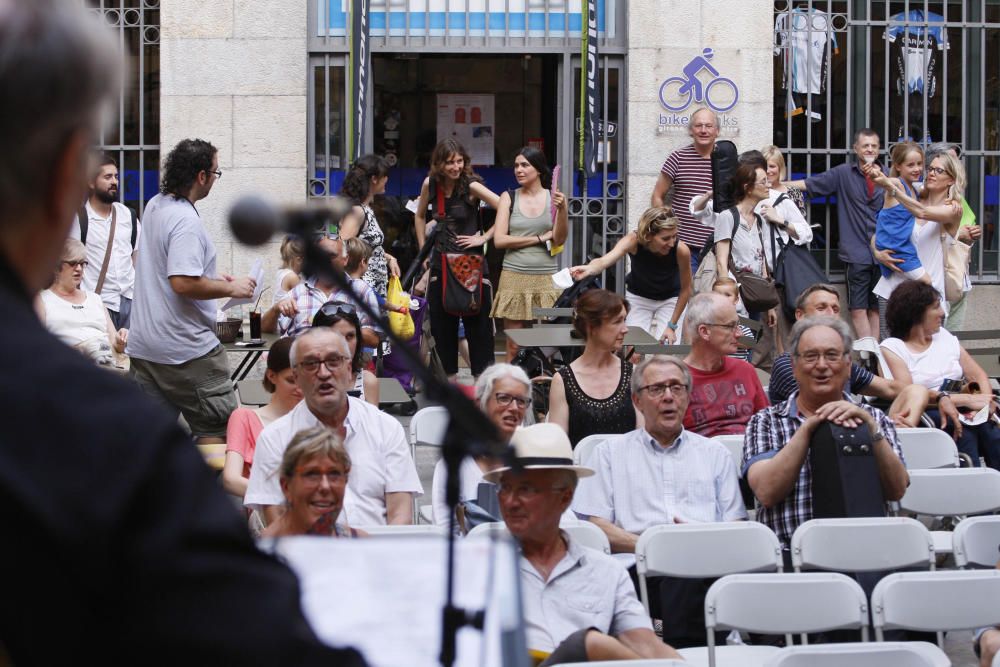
[570,206,692,343]
[762,145,807,215]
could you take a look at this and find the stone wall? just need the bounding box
[160,0,307,294]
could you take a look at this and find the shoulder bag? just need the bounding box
[730,210,780,311]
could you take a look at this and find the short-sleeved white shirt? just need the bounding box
[572,428,747,531]
[880,328,964,390]
[521,531,652,654]
[69,201,139,310]
[244,398,423,526]
[126,193,219,364]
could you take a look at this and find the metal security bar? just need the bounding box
[773,0,1000,282]
[85,0,160,215]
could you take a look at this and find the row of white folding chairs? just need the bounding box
[467,519,611,554]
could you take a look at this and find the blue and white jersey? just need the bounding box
[885,10,948,97]
[775,7,839,96]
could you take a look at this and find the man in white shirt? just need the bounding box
[245,327,421,526]
[484,423,680,665]
[573,355,746,648]
[70,152,138,328]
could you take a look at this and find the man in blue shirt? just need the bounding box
[786,129,884,340]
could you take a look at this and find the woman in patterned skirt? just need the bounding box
[340,154,399,296]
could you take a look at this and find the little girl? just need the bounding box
[711,277,754,362]
[272,235,304,306]
[871,142,932,284]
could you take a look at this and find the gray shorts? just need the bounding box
[845,262,880,311]
[539,627,596,667]
[129,344,237,438]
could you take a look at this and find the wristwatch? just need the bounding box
[870,428,886,442]
[938,391,952,402]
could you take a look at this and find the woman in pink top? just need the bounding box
[222,337,301,497]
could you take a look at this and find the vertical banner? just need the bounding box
[578,0,600,179]
[349,0,371,162]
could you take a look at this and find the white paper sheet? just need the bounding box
[221,259,265,311]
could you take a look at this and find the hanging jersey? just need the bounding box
[774,8,839,95]
[885,10,948,97]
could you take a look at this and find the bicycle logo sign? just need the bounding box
[659,48,739,113]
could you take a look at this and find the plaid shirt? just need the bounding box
[741,392,903,548]
[277,275,381,338]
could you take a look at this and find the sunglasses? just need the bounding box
[318,301,357,318]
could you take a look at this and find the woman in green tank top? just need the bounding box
[490,146,568,361]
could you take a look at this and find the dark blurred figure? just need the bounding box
[0,1,365,664]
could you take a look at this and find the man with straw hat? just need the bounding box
[484,423,681,665]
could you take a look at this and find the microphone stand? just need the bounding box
[281,208,513,667]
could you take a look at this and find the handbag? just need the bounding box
[942,232,972,303]
[386,275,415,340]
[729,210,779,311]
[770,220,827,321]
[440,252,484,316]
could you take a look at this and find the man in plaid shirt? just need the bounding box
[741,316,909,551]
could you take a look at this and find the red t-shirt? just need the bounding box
[225,407,264,479]
[683,357,769,437]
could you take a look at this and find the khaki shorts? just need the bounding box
[130,344,237,438]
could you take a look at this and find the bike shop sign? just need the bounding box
[657,49,740,135]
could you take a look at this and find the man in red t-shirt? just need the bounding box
[682,293,769,437]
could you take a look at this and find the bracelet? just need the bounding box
[537,235,543,245]
[667,321,679,331]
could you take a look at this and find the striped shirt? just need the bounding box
[741,392,903,548]
[572,427,747,532]
[768,352,875,404]
[277,275,381,338]
[661,144,715,249]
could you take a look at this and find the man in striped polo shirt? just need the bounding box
[651,107,718,272]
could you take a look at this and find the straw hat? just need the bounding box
[483,423,594,483]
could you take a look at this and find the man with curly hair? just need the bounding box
[128,138,256,445]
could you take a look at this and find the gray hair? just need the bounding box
[788,316,853,359]
[926,142,962,161]
[683,292,726,341]
[279,425,351,481]
[689,107,720,132]
[60,238,87,263]
[632,355,693,394]
[474,363,531,411]
[0,0,119,229]
[288,327,349,368]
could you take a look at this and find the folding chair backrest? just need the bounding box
[853,336,893,380]
[871,570,1000,644]
[706,573,869,637]
[466,521,508,540]
[360,524,448,536]
[952,515,1000,568]
[409,406,450,451]
[762,641,948,667]
[898,468,1000,516]
[791,517,935,573]
[895,428,960,469]
[547,661,689,667]
[712,434,745,470]
[561,520,612,554]
[573,433,622,466]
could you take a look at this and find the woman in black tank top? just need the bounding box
[547,289,639,447]
[413,139,500,379]
[570,206,692,344]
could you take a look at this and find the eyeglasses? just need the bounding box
[795,350,848,365]
[637,382,688,399]
[926,166,948,176]
[497,482,569,501]
[494,392,532,409]
[755,179,770,187]
[691,123,716,130]
[296,467,347,487]
[63,260,89,268]
[705,322,740,331]
[296,354,351,374]
[207,169,222,179]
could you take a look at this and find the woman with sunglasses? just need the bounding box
[547,289,641,448]
[260,426,366,538]
[37,238,127,367]
[312,300,379,406]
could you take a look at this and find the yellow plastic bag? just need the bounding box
[386,275,415,341]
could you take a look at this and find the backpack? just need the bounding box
[77,204,139,249]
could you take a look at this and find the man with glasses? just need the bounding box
[262,233,380,343]
[651,107,719,272]
[681,292,769,437]
[486,423,681,665]
[128,138,255,446]
[245,327,421,526]
[573,355,746,649]
[743,317,908,553]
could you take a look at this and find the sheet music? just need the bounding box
[271,535,525,667]
[221,258,265,311]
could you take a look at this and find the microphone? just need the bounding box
[228,195,353,246]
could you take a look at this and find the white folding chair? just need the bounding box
[871,570,1000,647]
[712,434,745,471]
[762,641,948,667]
[634,523,783,616]
[790,517,935,573]
[467,520,611,554]
[409,406,450,523]
[548,661,688,667]
[677,573,869,667]
[952,515,1000,568]
[897,468,1000,554]
[895,428,960,469]
[359,524,447,536]
[573,433,623,466]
